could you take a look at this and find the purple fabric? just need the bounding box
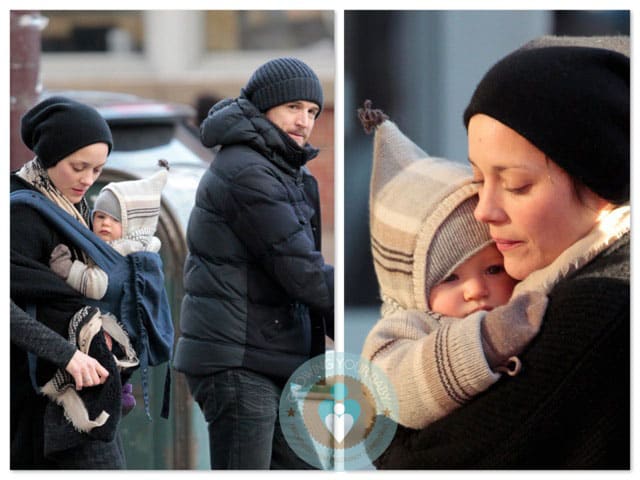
[121,383,136,415]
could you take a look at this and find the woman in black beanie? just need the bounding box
[10,96,126,468]
[375,36,630,469]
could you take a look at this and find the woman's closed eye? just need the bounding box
[71,162,102,175]
[505,183,532,194]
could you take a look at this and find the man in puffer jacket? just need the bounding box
[173,57,334,469]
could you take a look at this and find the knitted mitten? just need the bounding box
[480,292,548,371]
[49,244,73,279]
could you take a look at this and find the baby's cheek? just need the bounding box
[495,276,517,305]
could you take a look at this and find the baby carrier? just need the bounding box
[11,189,174,419]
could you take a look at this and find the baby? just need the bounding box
[359,103,546,429]
[50,160,169,301]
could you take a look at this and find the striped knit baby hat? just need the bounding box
[364,104,492,313]
[93,160,169,241]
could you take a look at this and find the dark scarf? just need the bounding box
[42,307,123,457]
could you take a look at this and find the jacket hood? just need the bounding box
[200,96,319,172]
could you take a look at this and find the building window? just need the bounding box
[40,10,333,55]
[205,11,333,51]
[41,11,144,53]
[553,10,629,35]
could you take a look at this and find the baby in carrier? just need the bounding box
[50,159,169,299]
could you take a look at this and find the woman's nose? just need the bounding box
[474,187,507,224]
[80,170,94,186]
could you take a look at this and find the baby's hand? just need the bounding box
[49,244,73,279]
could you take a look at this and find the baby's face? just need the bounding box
[428,244,517,318]
[93,211,122,242]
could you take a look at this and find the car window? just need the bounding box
[111,124,175,151]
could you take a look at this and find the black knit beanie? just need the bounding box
[21,95,113,169]
[464,36,629,204]
[241,57,324,117]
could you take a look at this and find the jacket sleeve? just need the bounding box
[11,202,85,336]
[10,299,76,370]
[362,308,500,429]
[225,163,333,310]
[375,272,629,468]
[66,260,109,300]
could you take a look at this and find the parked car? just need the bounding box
[43,90,214,469]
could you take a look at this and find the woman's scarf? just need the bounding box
[16,157,91,262]
[16,157,91,229]
[513,205,630,296]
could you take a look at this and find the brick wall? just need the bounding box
[306,107,334,263]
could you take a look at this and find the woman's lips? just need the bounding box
[493,238,523,252]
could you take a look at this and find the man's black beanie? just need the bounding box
[21,95,113,169]
[241,57,324,117]
[464,36,629,204]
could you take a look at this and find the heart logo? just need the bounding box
[324,412,355,443]
[317,383,362,443]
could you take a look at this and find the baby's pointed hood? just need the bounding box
[364,103,492,312]
[93,160,169,241]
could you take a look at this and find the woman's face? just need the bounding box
[468,114,607,280]
[47,143,109,204]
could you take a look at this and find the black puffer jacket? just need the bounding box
[173,97,334,384]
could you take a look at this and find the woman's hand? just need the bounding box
[65,349,109,390]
